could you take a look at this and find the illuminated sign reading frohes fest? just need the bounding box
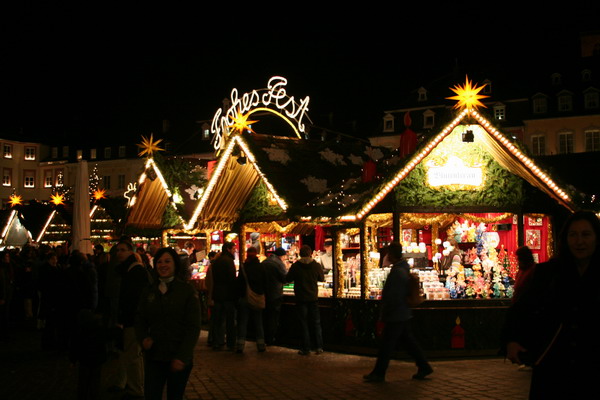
[210,76,311,151]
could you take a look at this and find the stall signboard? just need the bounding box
[211,76,311,152]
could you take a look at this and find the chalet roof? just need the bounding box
[0,209,31,247]
[125,156,207,230]
[340,108,577,221]
[185,133,395,230]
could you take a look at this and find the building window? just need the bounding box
[76,150,83,160]
[558,132,574,154]
[551,73,562,85]
[531,136,546,156]
[3,144,12,159]
[24,170,35,188]
[51,147,58,158]
[558,92,573,111]
[104,147,111,159]
[423,110,435,129]
[584,89,599,109]
[118,146,126,158]
[582,69,592,82]
[118,174,125,189]
[383,114,394,133]
[90,148,97,160]
[493,104,506,120]
[533,96,548,113]
[102,176,111,190]
[417,87,427,102]
[585,130,600,152]
[62,146,69,158]
[44,170,53,188]
[2,168,11,186]
[24,146,36,160]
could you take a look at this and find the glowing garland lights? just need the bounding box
[0,209,18,243]
[36,209,57,243]
[127,158,185,226]
[184,135,288,231]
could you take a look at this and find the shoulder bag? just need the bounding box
[240,265,265,310]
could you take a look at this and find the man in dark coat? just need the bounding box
[112,238,150,398]
[364,242,432,382]
[285,245,324,355]
[262,248,288,345]
[210,241,238,351]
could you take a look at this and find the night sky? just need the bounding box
[2,4,599,146]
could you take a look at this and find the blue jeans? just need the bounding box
[296,301,323,352]
[236,299,265,350]
[144,358,192,400]
[212,300,236,349]
[371,319,429,377]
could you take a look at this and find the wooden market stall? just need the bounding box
[309,81,581,356]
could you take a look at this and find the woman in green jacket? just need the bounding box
[136,247,201,400]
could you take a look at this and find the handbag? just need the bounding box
[240,265,265,310]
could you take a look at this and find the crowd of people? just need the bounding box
[2,209,597,400]
[0,236,331,399]
[205,241,326,356]
[0,237,201,400]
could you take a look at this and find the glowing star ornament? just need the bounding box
[137,134,164,158]
[446,76,489,110]
[229,112,258,135]
[8,194,22,207]
[50,193,65,205]
[93,189,106,200]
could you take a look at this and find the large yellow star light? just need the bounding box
[137,133,165,158]
[446,76,489,110]
[229,112,258,135]
[50,193,65,206]
[93,189,106,200]
[8,194,22,207]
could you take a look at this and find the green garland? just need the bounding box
[238,181,284,221]
[152,153,207,227]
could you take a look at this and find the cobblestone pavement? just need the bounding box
[1,325,531,400]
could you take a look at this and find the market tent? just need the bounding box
[0,209,32,247]
[125,157,206,230]
[19,201,73,245]
[185,133,395,231]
